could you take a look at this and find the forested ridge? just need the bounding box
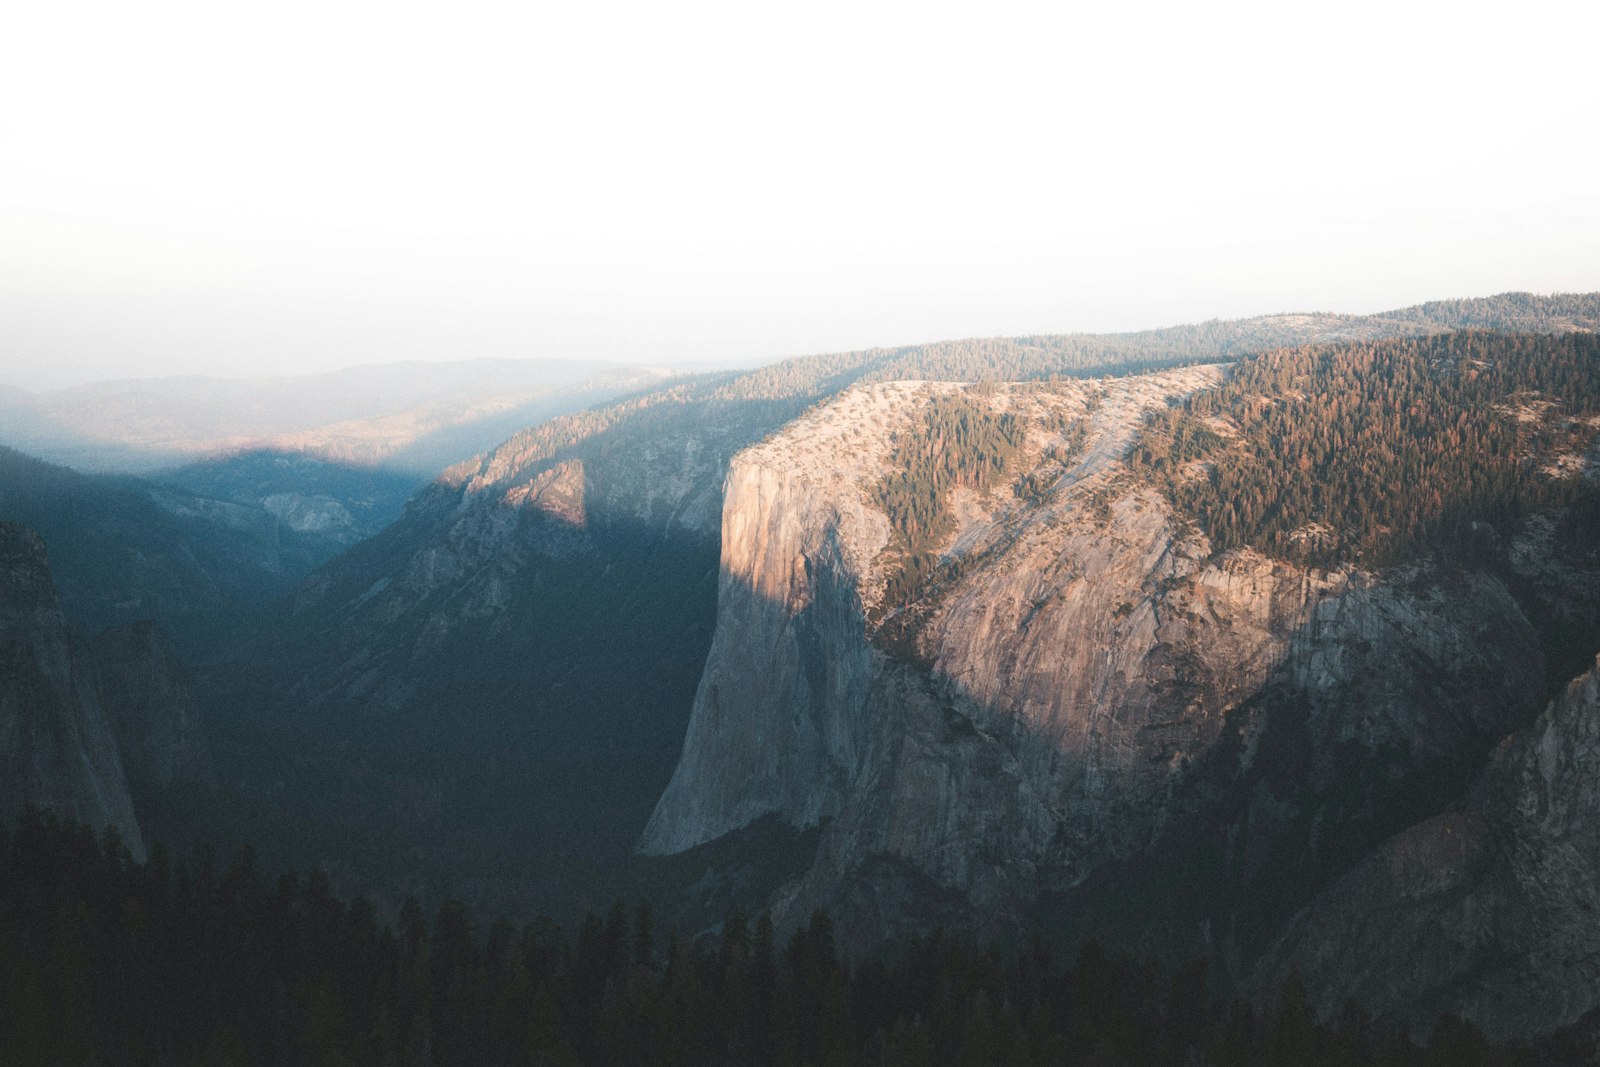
[722,291,1600,399]
[1131,331,1600,566]
[460,292,1600,502]
[0,445,321,649]
[871,390,1027,615]
[2,810,1583,1067]
[1380,292,1600,333]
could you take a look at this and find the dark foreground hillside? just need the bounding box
[1,810,1588,1067]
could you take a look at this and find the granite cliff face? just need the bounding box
[1253,656,1600,1042]
[641,370,1556,949]
[91,620,213,788]
[0,523,145,857]
[277,293,1599,721]
[256,294,1599,938]
[278,391,747,716]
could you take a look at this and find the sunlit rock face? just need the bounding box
[637,396,896,856]
[0,522,145,858]
[641,369,1548,950]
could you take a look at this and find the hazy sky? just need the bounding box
[3,0,1598,390]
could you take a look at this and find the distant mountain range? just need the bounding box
[0,445,329,651]
[0,357,674,475]
[0,358,683,646]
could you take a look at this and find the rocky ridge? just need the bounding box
[642,365,1560,957]
[254,292,1600,945]
[0,444,333,652]
[91,620,213,789]
[0,523,145,857]
[1253,654,1600,1042]
[0,522,214,857]
[279,293,1600,721]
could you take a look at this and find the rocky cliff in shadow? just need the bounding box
[91,620,213,789]
[0,523,214,858]
[1253,655,1600,1042]
[0,522,144,857]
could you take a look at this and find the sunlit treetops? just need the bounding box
[871,391,1026,616]
[1131,331,1600,567]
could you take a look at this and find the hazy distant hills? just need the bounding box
[156,450,422,551]
[715,291,1600,390]
[0,357,673,475]
[13,292,1597,478]
[0,445,328,650]
[0,359,680,592]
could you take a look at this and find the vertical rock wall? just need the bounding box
[0,523,145,858]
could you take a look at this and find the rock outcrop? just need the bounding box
[259,294,1600,953]
[279,293,1600,722]
[91,620,213,788]
[1252,656,1600,1042]
[641,371,1553,950]
[0,522,145,857]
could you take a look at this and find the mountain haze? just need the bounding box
[12,293,1598,1045]
[0,357,670,475]
[202,293,1600,931]
[0,445,331,650]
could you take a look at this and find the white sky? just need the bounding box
[3,0,1598,390]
